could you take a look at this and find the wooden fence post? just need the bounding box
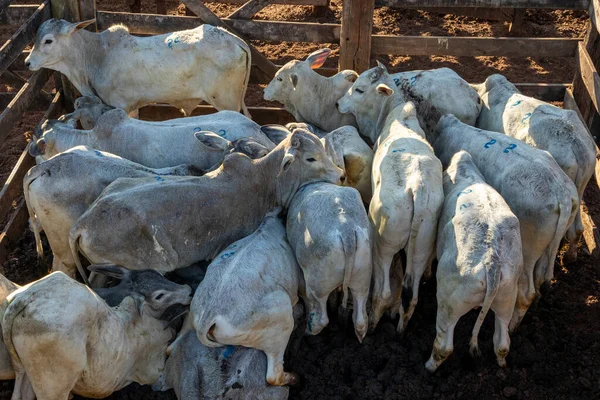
[572,0,600,140]
[339,0,374,72]
[50,0,96,110]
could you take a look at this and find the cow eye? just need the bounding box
[355,88,364,94]
[155,293,164,300]
[306,157,316,162]
[44,39,53,45]
[276,77,283,82]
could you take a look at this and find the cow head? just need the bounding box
[90,264,192,318]
[263,48,332,102]
[25,18,96,71]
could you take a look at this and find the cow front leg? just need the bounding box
[266,351,298,386]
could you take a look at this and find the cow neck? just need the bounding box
[55,30,106,100]
[363,93,406,144]
[258,145,297,210]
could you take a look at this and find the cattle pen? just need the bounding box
[0,0,600,398]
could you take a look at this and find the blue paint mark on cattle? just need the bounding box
[167,37,180,49]
[220,251,235,260]
[409,76,417,86]
[393,77,401,87]
[218,129,227,137]
[503,144,517,153]
[392,148,406,153]
[511,100,522,107]
[155,176,165,182]
[484,139,496,148]
[457,189,473,198]
[308,312,314,333]
[94,150,104,157]
[522,113,532,124]
[193,127,203,133]
[459,202,474,211]
[222,346,235,359]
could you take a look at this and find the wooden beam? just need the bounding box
[514,83,568,102]
[0,1,50,75]
[572,22,600,139]
[0,0,16,20]
[509,8,526,32]
[0,4,38,25]
[422,7,514,20]
[96,11,341,43]
[564,88,587,123]
[0,91,53,110]
[0,199,29,269]
[7,50,29,71]
[339,0,374,73]
[375,0,589,9]
[0,150,34,224]
[371,36,581,57]
[139,104,294,125]
[181,0,278,78]
[227,0,271,19]
[577,42,600,114]
[205,0,327,4]
[581,206,600,260]
[0,68,52,144]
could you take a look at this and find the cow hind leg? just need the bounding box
[509,264,536,333]
[369,239,396,332]
[563,209,583,265]
[491,288,517,368]
[303,292,329,336]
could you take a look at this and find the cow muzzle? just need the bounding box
[29,138,46,156]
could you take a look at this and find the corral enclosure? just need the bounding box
[0,0,600,399]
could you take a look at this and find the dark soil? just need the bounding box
[1,1,599,400]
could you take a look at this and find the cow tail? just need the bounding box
[470,249,502,357]
[544,199,574,284]
[340,229,357,309]
[23,167,44,259]
[68,228,90,286]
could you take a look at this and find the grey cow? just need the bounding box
[191,209,300,387]
[25,140,266,281]
[29,109,274,170]
[58,95,115,130]
[26,19,251,116]
[153,315,290,400]
[69,129,344,275]
[426,151,523,372]
[1,267,192,400]
[433,115,578,331]
[287,182,372,342]
[473,74,598,263]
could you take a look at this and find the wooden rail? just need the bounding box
[0,91,53,110]
[577,42,600,114]
[375,0,589,9]
[0,4,37,25]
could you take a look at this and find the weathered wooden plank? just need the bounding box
[564,88,587,123]
[0,199,29,270]
[339,0,374,73]
[422,7,514,20]
[0,4,37,25]
[0,1,50,75]
[78,0,97,30]
[515,83,568,102]
[96,11,341,43]
[0,68,52,144]
[509,8,526,32]
[375,0,588,10]
[581,206,600,260]
[0,149,34,225]
[572,21,600,138]
[0,91,53,110]
[205,0,327,5]
[0,0,16,19]
[577,42,600,114]
[227,0,271,19]
[139,104,294,125]
[371,35,581,57]
[181,0,278,78]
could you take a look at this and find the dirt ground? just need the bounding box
[0,1,599,399]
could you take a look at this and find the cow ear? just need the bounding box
[88,264,129,279]
[260,124,290,145]
[306,48,331,69]
[376,84,394,96]
[62,19,96,35]
[195,131,230,151]
[343,71,359,83]
[237,140,269,159]
[278,151,295,176]
[290,74,298,89]
[28,138,46,156]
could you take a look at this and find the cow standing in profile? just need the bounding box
[26,19,252,116]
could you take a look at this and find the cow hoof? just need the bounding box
[284,372,301,387]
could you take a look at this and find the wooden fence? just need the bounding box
[0,0,600,266]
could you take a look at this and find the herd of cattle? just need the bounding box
[0,16,595,400]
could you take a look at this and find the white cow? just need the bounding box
[337,63,444,333]
[191,209,300,387]
[30,109,274,169]
[474,74,598,263]
[1,267,192,400]
[426,151,523,372]
[433,115,578,331]
[286,182,372,342]
[261,124,374,203]
[263,48,358,132]
[265,49,481,134]
[58,95,115,130]
[26,19,251,116]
